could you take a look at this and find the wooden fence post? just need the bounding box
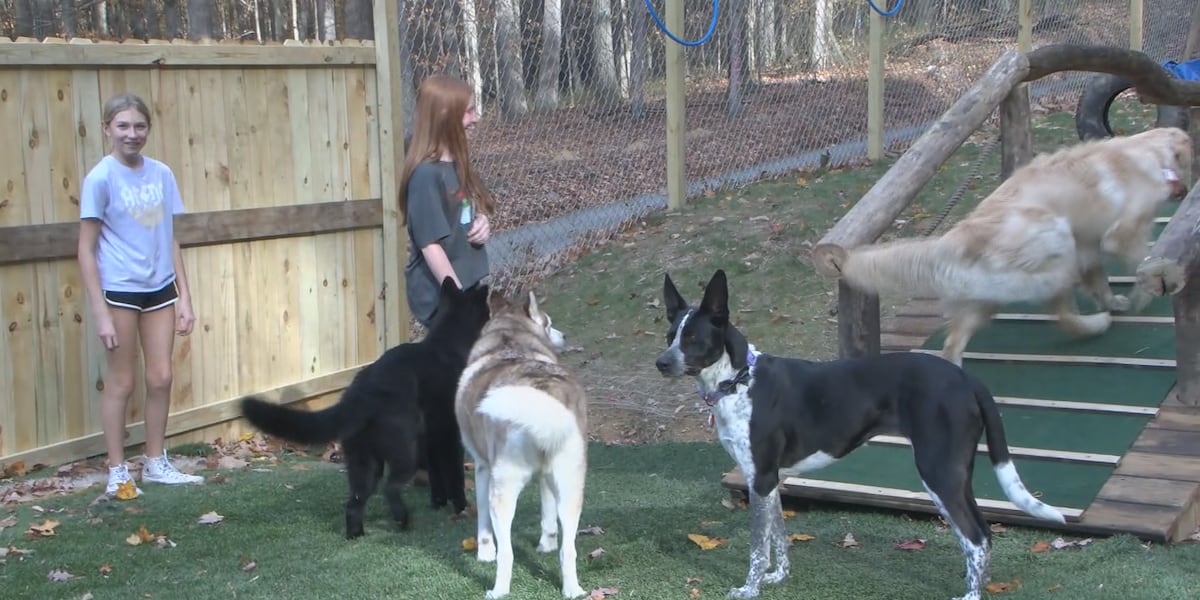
[1000,83,1032,179]
[665,0,685,210]
[374,0,408,346]
[838,281,881,358]
[867,7,884,161]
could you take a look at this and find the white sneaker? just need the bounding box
[142,453,204,486]
[106,464,144,497]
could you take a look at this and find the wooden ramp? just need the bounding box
[724,217,1200,543]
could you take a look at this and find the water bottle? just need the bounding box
[459,198,473,229]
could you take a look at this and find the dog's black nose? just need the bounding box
[654,355,672,373]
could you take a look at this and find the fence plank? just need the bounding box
[0,39,376,67]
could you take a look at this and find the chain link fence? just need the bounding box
[3,0,1193,308]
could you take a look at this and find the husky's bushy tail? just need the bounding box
[972,377,1066,523]
[241,392,373,445]
[477,386,578,453]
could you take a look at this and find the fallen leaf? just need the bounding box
[990,523,1008,534]
[685,577,703,584]
[588,547,606,559]
[114,480,139,501]
[2,461,28,478]
[781,509,797,520]
[587,587,619,599]
[1030,540,1052,553]
[689,588,701,599]
[26,518,60,538]
[217,456,249,470]
[1049,537,1093,550]
[125,533,142,546]
[197,511,224,525]
[81,593,95,600]
[895,538,927,551]
[687,533,726,550]
[836,532,860,548]
[788,533,815,544]
[99,563,112,576]
[238,431,257,443]
[0,515,17,533]
[578,525,605,536]
[0,546,34,563]
[719,497,747,510]
[240,556,257,572]
[461,537,478,551]
[47,568,75,582]
[207,474,228,485]
[986,579,1021,594]
[1047,584,1062,592]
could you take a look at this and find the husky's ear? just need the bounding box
[487,289,511,313]
[663,273,687,323]
[700,270,730,326]
[524,290,540,316]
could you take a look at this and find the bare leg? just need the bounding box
[102,307,141,467]
[138,305,177,458]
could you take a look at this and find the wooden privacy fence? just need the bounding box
[0,2,408,469]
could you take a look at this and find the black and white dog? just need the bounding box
[654,270,1066,600]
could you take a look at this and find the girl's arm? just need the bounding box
[172,240,195,335]
[420,242,462,288]
[78,219,118,350]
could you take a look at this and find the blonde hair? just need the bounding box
[102,93,152,127]
[399,75,493,224]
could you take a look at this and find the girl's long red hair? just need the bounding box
[399,75,493,224]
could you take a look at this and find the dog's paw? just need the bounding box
[476,544,497,563]
[561,583,587,599]
[537,533,559,553]
[727,585,761,599]
[484,589,509,600]
[345,528,365,540]
[1108,294,1132,312]
[762,567,789,585]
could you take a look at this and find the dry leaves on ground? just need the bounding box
[1031,537,1094,553]
[588,547,607,559]
[986,579,1022,594]
[240,556,257,572]
[26,518,60,538]
[46,568,75,582]
[461,537,478,551]
[895,538,927,551]
[114,480,139,501]
[0,514,16,534]
[197,511,224,525]
[788,533,816,544]
[588,587,618,599]
[125,525,174,548]
[836,532,860,548]
[0,545,34,564]
[579,525,605,535]
[687,533,727,550]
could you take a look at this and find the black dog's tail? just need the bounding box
[973,377,1067,524]
[240,394,371,445]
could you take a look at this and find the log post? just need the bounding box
[1000,83,1033,179]
[1138,186,1200,407]
[838,281,880,358]
[812,50,1030,277]
[1024,45,1200,106]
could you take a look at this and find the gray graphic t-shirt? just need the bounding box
[404,161,489,325]
[80,155,185,293]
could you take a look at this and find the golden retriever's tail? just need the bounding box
[837,233,1076,305]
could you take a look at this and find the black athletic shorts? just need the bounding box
[103,281,179,313]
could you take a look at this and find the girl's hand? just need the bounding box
[176,298,196,336]
[467,214,490,245]
[95,311,118,350]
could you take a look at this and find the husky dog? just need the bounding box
[655,270,1066,600]
[241,278,489,538]
[827,127,1192,366]
[456,291,588,599]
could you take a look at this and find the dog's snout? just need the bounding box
[655,354,672,374]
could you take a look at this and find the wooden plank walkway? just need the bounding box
[721,296,1200,543]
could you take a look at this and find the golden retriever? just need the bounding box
[827,127,1192,366]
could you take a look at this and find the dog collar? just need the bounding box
[696,350,759,407]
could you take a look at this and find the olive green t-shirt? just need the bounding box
[404,161,489,326]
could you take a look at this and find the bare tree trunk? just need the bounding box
[14,0,33,37]
[188,0,215,39]
[31,0,55,38]
[441,0,462,76]
[810,0,843,70]
[590,0,619,99]
[534,0,563,112]
[93,1,109,37]
[130,0,149,39]
[294,0,310,40]
[630,4,647,121]
[493,0,529,118]
[399,0,417,139]
[110,0,129,38]
[460,0,484,115]
[60,0,77,37]
[163,0,183,38]
[757,0,777,69]
[316,0,336,41]
[342,0,372,39]
[727,0,746,119]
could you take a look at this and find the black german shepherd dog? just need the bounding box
[241,278,490,538]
